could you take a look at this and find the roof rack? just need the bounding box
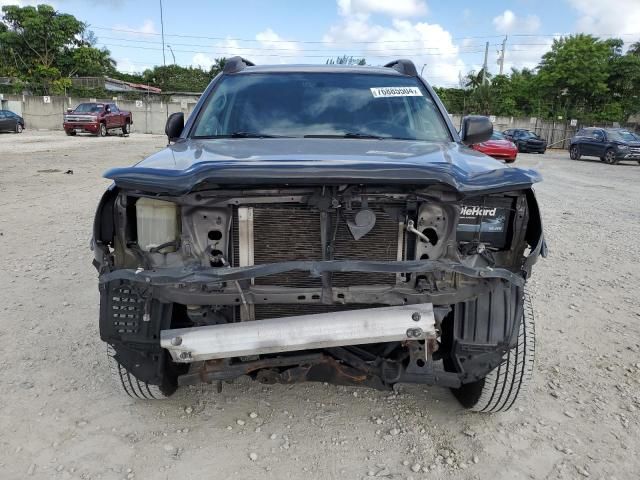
[383,59,418,77]
[223,56,255,74]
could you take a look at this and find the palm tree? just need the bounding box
[629,41,640,57]
[464,68,492,89]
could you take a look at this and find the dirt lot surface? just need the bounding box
[1,130,639,480]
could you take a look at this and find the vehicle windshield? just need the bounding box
[191,73,452,142]
[74,103,103,113]
[492,131,506,140]
[520,131,538,139]
[607,129,638,142]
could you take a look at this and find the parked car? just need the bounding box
[471,131,518,163]
[569,127,640,164]
[63,102,132,136]
[503,129,547,153]
[0,109,25,133]
[93,57,546,412]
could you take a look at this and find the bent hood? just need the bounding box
[104,138,541,195]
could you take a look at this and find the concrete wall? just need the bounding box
[1,94,198,134]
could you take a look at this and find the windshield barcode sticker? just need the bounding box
[370,87,423,98]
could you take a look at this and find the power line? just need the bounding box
[98,42,488,58]
[99,36,504,54]
[90,25,640,44]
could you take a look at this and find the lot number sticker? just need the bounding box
[370,87,422,98]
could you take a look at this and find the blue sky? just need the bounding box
[4,0,640,86]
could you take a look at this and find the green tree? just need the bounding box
[536,34,611,121]
[433,87,467,113]
[605,45,640,122]
[0,4,116,93]
[209,57,227,77]
[464,68,491,89]
[326,55,366,66]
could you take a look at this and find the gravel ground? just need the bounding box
[1,130,639,480]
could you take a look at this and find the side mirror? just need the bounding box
[460,115,493,145]
[66,108,73,113]
[105,106,111,113]
[165,112,184,143]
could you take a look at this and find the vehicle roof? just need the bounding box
[238,64,406,76]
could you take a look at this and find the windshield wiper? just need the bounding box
[304,132,386,139]
[228,131,281,138]
[194,131,289,139]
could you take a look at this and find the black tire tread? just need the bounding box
[472,292,535,412]
[459,292,535,413]
[106,345,170,400]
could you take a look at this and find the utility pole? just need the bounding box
[498,36,507,75]
[482,41,489,84]
[159,0,166,67]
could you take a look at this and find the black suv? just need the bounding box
[93,57,545,412]
[569,127,640,165]
[503,129,547,153]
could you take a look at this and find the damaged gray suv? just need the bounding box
[92,57,545,412]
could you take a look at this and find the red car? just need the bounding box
[471,131,518,163]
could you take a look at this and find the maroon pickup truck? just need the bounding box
[63,102,132,136]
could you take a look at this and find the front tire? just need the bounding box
[106,345,176,400]
[122,121,130,135]
[15,123,23,133]
[447,293,535,413]
[569,145,581,160]
[98,123,107,137]
[603,148,618,164]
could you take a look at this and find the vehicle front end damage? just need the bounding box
[93,173,545,400]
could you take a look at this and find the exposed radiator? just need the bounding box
[232,205,403,319]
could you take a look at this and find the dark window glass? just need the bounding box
[192,73,452,142]
[607,129,636,142]
[75,103,104,113]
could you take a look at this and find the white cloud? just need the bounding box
[323,16,465,85]
[191,53,215,70]
[337,0,427,17]
[114,57,151,74]
[112,19,157,36]
[501,36,554,73]
[0,0,30,5]
[492,10,540,34]
[255,28,302,57]
[568,0,640,42]
[191,28,301,69]
[0,0,54,7]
